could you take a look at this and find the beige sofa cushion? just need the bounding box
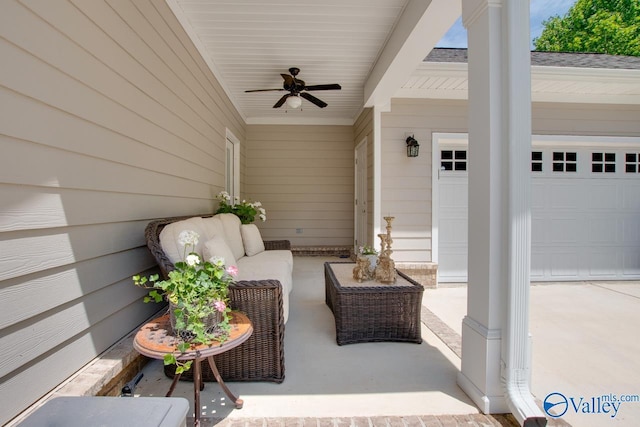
[236,255,293,323]
[216,213,245,261]
[203,235,237,267]
[159,217,208,264]
[200,215,225,242]
[248,249,293,273]
[241,224,265,256]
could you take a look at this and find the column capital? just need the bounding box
[462,0,502,29]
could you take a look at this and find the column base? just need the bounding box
[458,371,509,414]
[457,316,510,414]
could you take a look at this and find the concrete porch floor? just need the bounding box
[11,256,640,426]
[134,255,481,424]
[132,256,640,426]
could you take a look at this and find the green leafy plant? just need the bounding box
[359,245,378,255]
[215,191,266,224]
[133,230,237,373]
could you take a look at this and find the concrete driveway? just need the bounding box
[423,280,640,427]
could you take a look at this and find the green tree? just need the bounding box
[534,0,640,56]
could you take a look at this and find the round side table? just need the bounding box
[134,311,253,426]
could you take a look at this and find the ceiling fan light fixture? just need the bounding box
[286,95,302,109]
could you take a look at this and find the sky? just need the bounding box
[436,0,577,49]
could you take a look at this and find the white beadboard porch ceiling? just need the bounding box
[167,0,461,125]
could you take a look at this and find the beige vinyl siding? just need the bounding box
[381,99,468,263]
[532,102,640,136]
[383,98,640,265]
[353,108,375,245]
[0,1,243,423]
[245,125,354,246]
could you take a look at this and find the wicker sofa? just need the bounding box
[144,213,292,383]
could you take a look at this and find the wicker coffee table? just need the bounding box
[324,262,424,345]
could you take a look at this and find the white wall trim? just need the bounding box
[372,104,389,243]
[225,128,241,200]
[355,137,368,251]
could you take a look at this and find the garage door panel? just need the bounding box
[588,216,620,244]
[532,182,547,209]
[622,184,640,210]
[588,183,619,209]
[549,249,580,278]
[587,248,620,277]
[623,250,640,276]
[531,250,547,279]
[531,216,547,244]
[622,216,640,244]
[549,217,581,244]
[438,139,640,283]
[550,183,584,209]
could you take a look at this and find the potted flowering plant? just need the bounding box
[215,191,266,224]
[358,245,379,274]
[359,245,378,256]
[133,230,237,373]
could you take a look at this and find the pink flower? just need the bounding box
[214,300,226,312]
[226,265,239,277]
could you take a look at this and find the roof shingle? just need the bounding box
[425,48,640,70]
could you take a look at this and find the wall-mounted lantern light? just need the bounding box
[405,135,419,158]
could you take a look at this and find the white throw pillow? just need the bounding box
[241,224,265,256]
[216,213,245,260]
[203,235,237,267]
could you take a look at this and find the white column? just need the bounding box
[372,103,390,242]
[458,1,546,424]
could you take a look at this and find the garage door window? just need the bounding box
[531,151,543,172]
[592,152,616,173]
[626,153,640,173]
[441,150,467,171]
[553,151,577,172]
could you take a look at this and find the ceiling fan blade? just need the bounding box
[300,92,327,108]
[303,84,342,91]
[273,94,290,108]
[245,88,285,92]
[281,74,295,87]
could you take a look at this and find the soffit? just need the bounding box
[396,62,640,105]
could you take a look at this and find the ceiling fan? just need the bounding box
[245,67,341,109]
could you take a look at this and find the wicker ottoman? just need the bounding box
[324,262,424,345]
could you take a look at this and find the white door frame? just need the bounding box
[355,137,368,251]
[225,128,240,200]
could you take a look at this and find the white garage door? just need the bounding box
[438,136,640,282]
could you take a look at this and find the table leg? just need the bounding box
[193,358,202,427]
[165,371,182,397]
[206,356,243,409]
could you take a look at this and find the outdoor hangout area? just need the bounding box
[15,255,639,427]
[131,256,640,427]
[3,1,640,426]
